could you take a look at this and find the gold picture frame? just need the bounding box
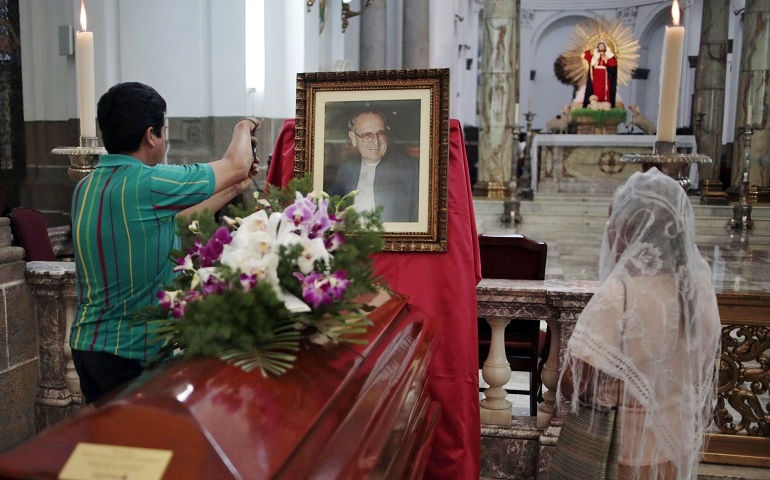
[294,69,450,252]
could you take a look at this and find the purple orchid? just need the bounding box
[294,270,350,309]
[157,290,187,318]
[325,231,345,252]
[307,197,332,239]
[240,273,257,291]
[283,192,316,227]
[201,274,228,296]
[199,227,232,267]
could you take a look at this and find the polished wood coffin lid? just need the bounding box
[0,291,440,479]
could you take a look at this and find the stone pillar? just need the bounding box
[0,217,38,452]
[25,261,82,431]
[475,0,519,198]
[403,0,429,68]
[359,1,387,70]
[731,1,770,192]
[693,0,729,183]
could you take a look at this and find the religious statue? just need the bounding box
[560,17,640,112]
[582,41,617,108]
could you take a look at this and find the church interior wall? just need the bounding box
[528,14,590,130]
[8,0,753,225]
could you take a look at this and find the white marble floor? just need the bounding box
[474,194,770,294]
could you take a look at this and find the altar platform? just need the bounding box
[531,134,698,194]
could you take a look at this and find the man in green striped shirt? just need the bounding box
[70,82,260,403]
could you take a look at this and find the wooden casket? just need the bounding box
[0,291,440,480]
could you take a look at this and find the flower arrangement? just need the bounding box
[148,175,386,376]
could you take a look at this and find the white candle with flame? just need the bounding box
[76,0,96,138]
[656,0,684,143]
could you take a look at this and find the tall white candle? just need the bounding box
[514,103,519,125]
[76,0,96,138]
[746,103,752,126]
[656,0,684,143]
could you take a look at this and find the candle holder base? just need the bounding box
[500,193,521,224]
[51,136,106,182]
[727,203,754,230]
[620,141,712,191]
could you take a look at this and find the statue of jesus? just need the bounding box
[582,41,618,108]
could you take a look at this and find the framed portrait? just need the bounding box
[294,69,450,252]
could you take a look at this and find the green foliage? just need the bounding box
[172,211,219,261]
[570,107,628,124]
[146,173,387,376]
[178,282,294,355]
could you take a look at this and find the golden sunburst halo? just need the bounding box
[562,17,640,88]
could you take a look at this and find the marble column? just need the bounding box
[403,0,429,68]
[475,0,519,198]
[359,1,387,70]
[25,262,82,430]
[731,0,770,191]
[693,0,729,183]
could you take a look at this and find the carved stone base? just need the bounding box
[481,407,513,426]
[35,384,82,432]
[481,418,540,480]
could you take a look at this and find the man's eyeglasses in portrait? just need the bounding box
[354,130,389,143]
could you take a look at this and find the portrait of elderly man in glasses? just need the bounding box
[328,109,419,222]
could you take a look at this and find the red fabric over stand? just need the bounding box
[267,119,482,479]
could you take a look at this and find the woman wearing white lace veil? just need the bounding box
[557,168,721,479]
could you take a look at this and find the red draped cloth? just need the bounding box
[267,119,482,479]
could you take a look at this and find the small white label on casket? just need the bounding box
[58,442,173,480]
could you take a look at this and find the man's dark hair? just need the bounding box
[97,82,166,154]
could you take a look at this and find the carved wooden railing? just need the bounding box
[477,278,770,467]
[706,293,770,468]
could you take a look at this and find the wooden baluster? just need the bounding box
[480,316,512,425]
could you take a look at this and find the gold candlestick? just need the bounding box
[51,136,106,182]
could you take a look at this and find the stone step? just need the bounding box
[698,463,770,480]
[475,198,770,233]
[522,200,770,220]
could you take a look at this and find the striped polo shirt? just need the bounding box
[70,154,215,364]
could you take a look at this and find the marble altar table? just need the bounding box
[531,134,698,194]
